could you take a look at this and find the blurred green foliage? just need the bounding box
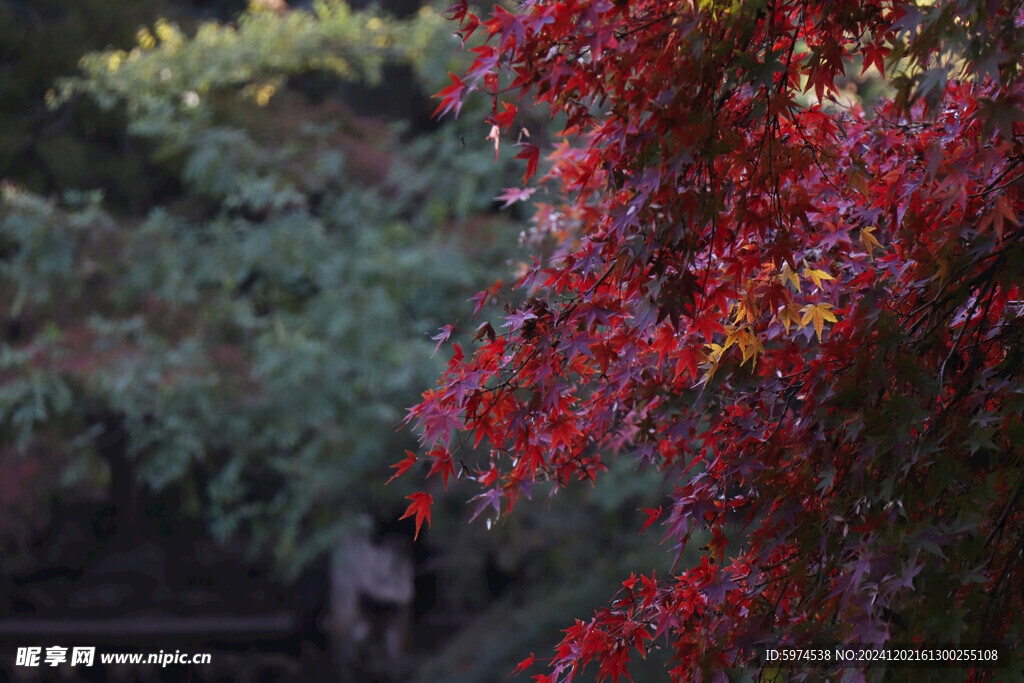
[1,0,519,577]
[52,3,448,144]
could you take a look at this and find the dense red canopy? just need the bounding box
[401,1,1024,679]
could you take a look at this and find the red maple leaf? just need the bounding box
[400,492,433,540]
[639,506,663,535]
[509,653,535,677]
[493,101,518,129]
[514,143,540,184]
[386,450,417,485]
[497,186,537,209]
[432,71,467,119]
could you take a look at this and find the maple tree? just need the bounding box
[397,0,1024,679]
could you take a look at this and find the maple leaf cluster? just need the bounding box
[400,0,1024,679]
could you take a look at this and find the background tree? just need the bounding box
[0,0,516,574]
[402,0,1024,680]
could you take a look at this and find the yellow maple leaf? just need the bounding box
[803,265,835,290]
[699,343,726,384]
[860,226,882,260]
[734,326,764,367]
[732,289,760,325]
[720,326,738,352]
[778,303,802,333]
[779,262,800,292]
[800,303,839,341]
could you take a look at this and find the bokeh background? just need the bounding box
[0,1,677,680]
